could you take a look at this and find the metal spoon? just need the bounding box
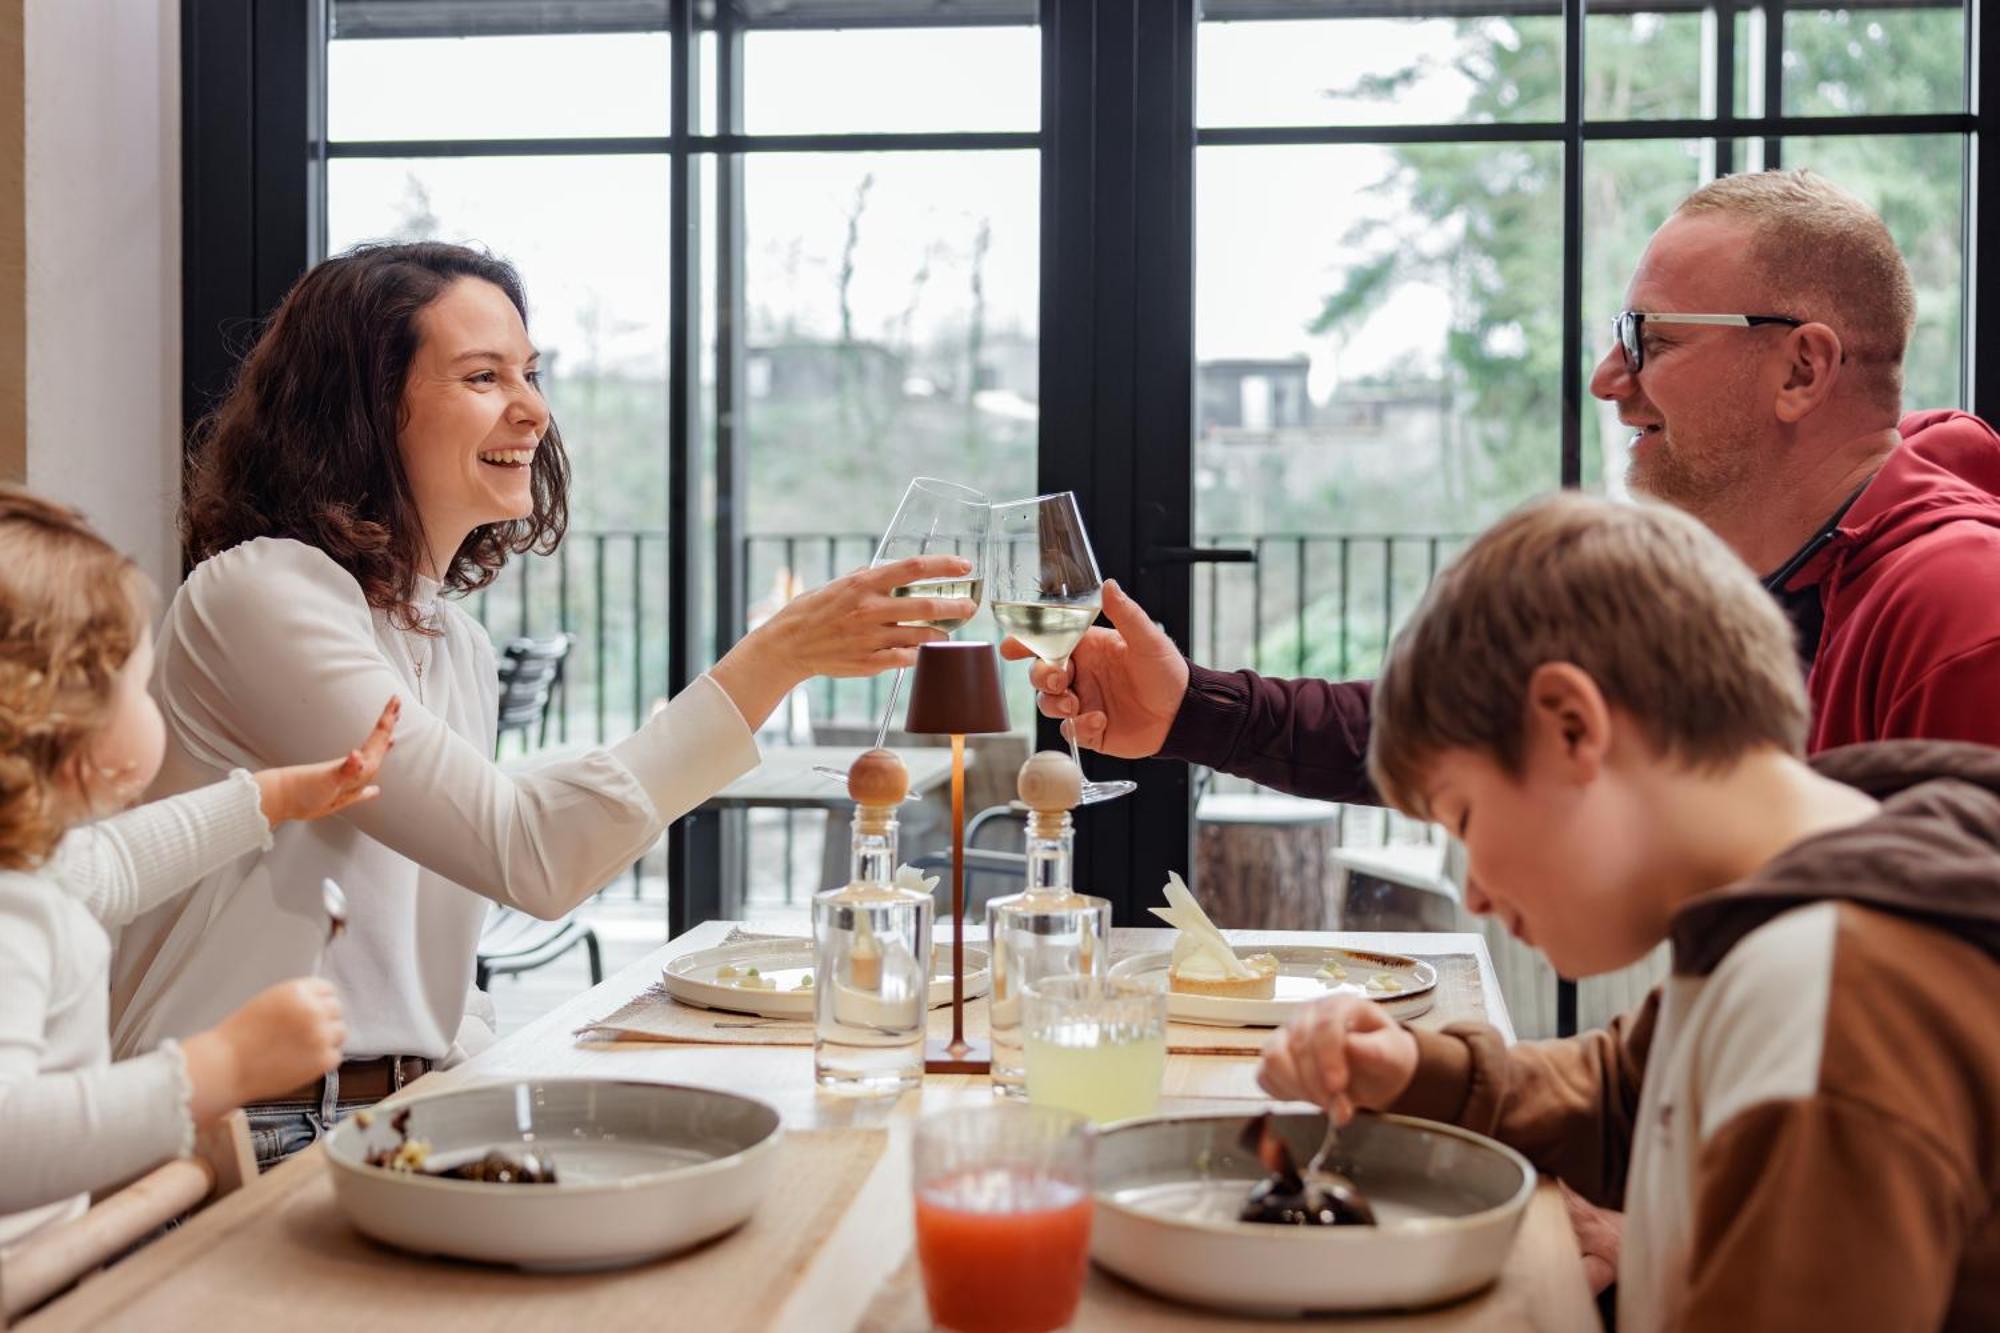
[1304,1114,1375,1223]
[314,878,349,977]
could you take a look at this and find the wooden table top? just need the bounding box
[702,745,961,810]
[24,923,1589,1331]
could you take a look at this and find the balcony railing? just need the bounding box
[468,527,1466,903]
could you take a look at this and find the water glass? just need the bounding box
[1021,975,1168,1125]
[913,1105,1094,1333]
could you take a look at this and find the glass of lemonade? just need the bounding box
[1022,974,1168,1124]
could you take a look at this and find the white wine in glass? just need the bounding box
[894,575,986,633]
[990,601,1097,666]
[988,491,1135,805]
[812,478,990,787]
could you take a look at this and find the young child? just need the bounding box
[0,486,398,1245]
[1257,494,2000,1332]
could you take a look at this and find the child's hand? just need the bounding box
[182,978,346,1123]
[1257,995,1420,1123]
[1559,1180,1625,1294]
[253,697,399,826]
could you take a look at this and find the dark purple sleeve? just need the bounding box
[1156,661,1380,805]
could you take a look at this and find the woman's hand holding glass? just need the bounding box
[709,554,979,731]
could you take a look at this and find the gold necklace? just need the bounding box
[402,610,437,703]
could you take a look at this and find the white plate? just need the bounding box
[325,1080,782,1271]
[1109,945,1435,1027]
[662,937,991,1019]
[1092,1112,1535,1314]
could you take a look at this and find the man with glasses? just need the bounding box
[1019,168,2000,796]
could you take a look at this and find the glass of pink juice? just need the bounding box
[913,1105,1094,1333]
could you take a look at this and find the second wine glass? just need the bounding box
[988,491,1135,805]
[873,477,989,747]
[814,478,990,789]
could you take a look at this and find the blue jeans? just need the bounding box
[243,1074,375,1169]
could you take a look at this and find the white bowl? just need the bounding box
[325,1079,782,1270]
[1091,1112,1534,1314]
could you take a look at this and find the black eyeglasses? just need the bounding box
[1612,311,1805,374]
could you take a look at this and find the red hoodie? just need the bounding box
[1793,410,2000,751]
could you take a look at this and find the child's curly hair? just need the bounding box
[0,485,152,870]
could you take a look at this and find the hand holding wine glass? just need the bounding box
[999,579,1189,758]
[713,554,976,733]
[989,491,1135,804]
[810,478,989,785]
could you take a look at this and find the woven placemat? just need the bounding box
[574,927,989,1047]
[577,932,1482,1055]
[31,1129,888,1333]
[858,1183,1583,1333]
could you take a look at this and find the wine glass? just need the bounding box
[988,491,1135,804]
[813,477,988,784]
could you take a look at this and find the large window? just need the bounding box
[190,0,1989,1031]
[1194,1,1979,697]
[320,1,1044,922]
[1188,1,1979,796]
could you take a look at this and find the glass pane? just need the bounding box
[1579,139,1715,495]
[1584,11,1708,121]
[327,155,672,743]
[1782,135,1966,412]
[737,150,1041,732]
[328,33,672,141]
[1193,141,1562,677]
[741,27,1039,134]
[1198,17,1563,127]
[1784,6,1968,116]
[1734,9,1768,117]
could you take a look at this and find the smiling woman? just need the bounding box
[111,242,977,1167]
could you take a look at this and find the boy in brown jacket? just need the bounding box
[1258,493,2000,1332]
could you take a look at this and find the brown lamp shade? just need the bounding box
[903,641,1010,735]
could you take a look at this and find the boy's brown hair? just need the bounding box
[1368,493,1809,818]
[0,485,152,870]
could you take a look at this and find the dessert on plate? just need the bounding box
[1149,872,1279,1000]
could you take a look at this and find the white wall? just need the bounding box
[23,0,179,592]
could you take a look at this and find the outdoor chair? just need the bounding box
[478,632,601,992]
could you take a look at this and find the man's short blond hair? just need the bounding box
[1369,493,1809,818]
[1675,169,1914,409]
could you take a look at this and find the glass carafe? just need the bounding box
[986,752,1111,1097]
[813,751,934,1094]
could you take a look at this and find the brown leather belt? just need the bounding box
[258,1055,433,1108]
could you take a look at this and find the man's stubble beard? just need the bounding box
[1624,398,1764,531]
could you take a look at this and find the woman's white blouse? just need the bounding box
[110,538,759,1062]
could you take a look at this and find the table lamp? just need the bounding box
[904,640,1009,1073]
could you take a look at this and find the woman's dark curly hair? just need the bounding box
[182,241,569,628]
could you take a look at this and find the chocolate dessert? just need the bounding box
[1236,1113,1375,1226]
[362,1107,559,1185]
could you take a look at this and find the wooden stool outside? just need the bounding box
[1192,791,1342,929]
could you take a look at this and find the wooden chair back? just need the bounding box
[0,1110,256,1324]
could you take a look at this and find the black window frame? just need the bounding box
[184,0,1996,1035]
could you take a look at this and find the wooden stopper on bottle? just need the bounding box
[1017,750,1083,815]
[848,748,909,821]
